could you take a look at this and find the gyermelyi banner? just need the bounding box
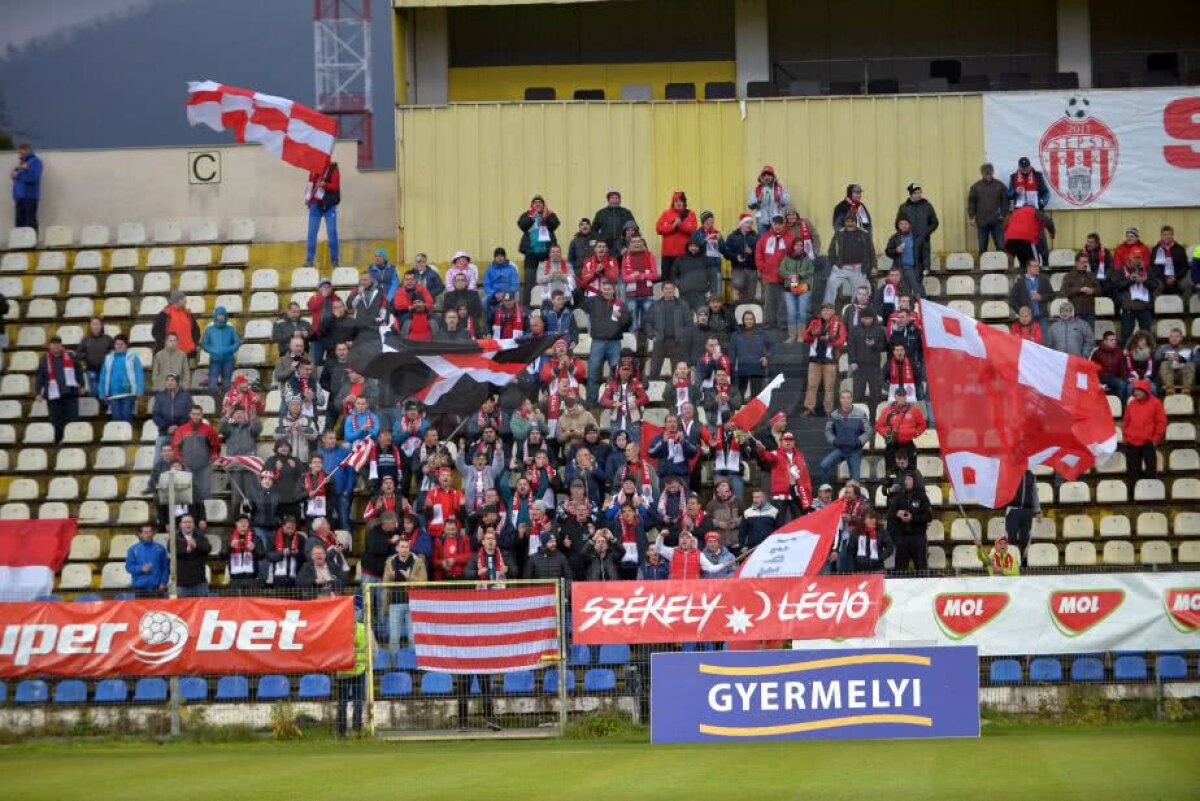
[651,647,980,744]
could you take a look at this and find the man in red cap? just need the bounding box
[748,165,790,234]
[699,530,736,578]
[748,430,813,525]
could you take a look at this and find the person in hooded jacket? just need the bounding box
[886,474,932,572]
[674,238,715,310]
[654,191,698,283]
[747,165,790,233]
[199,306,241,398]
[691,210,725,301]
[894,183,939,282]
[265,440,305,522]
[1122,379,1166,487]
[517,195,560,307]
[722,214,760,302]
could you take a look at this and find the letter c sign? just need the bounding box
[188,151,221,184]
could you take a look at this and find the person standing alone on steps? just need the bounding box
[304,161,340,268]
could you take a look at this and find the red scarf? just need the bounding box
[231,526,255,553]
[992,549,1016,573]
[526,464,555,492]
[511,491,533,522]
[791,218,815,259]
[477,547,507,579]
[543,258,568,276]
[754,182,784,204]
[347,410,373,435]
[366,494,397,521]
[46,350,76,385]
[887,357,915,386]
[274,527,301,551]
[620,517,640,544]
[304,470,326,496]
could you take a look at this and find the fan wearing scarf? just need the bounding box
[747,430,813,526]
[266,516,305,589]
[343,394,379,444]
[976,531,1020,576]
[425,468,465,537]
[227,515,264,591]
[845,509,893,573]
[647,414,698,483]
[475,529,509,582]
[35,336,82,443]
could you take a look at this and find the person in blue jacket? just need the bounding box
[10,143,42,232]
[125,524,169,596]
[97,335,144,423]
[369,249,400,303]
[343,395,380,443]
[729,309,772,396]
[483,247,521,322]
[317,429,356,531]
[200,305,241,397]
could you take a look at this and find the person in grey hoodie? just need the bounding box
[219,406,262,512]
[894,183,939,282]
[819,390,872,484]
[454,447,505,513]
[1046,302,1094,358]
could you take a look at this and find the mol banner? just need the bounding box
[571,576,884,645]
[983,89,1200,209]
[0,596,355,678]
[650,647,980,744]
[798,572,1199,656]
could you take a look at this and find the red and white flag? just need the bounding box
[414,354,525,409]
[739,499,844,577]
[215,454,265,474]
[728,373,785,432]
[0,520,76,601]
[314,438,375,495]
[186,81,336,172]
[409,585,558,674]
[920,299,1118,508]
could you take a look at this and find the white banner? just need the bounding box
[983,88,1200,209]
[798,572,1199,656]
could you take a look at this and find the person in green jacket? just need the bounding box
[975,532,1020,576]
[779,238,816,343]
[335,598,368,737]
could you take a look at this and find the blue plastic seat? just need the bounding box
[257,674,291,701]
[420,672,453,695]
[54,680,88,704]
[989,659,1022,684]
[0,681,6,703]
[215,675,250,701]
[543,668,576,694]
[133,677,168,702]
[567,644,592,666]
[395,647,418,670]
[1113,655,1147,681]
[34,594,60,602]
[379,672,413,698]
[1070,657,1105,682]
[682,642,715,652]
[298,674,331,700]
[94,679,128,703]
[15,680,48,704]
[373,650,393,671]
[73,593,103,603]
[179,677,208,702]
[502,671,536,695]
[1029,658,1063,682]
[597,644,630,665]
[1156,654,1188,680]
[583,668,617,692]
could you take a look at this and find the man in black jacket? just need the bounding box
[524,531,572,596]
[895,183,939,281]
[1008,260,1055,339]
[1003,470,1040,556]
[645,281,692,379]
[34,336,82,443]
[591,189,635,254]
[249,473,283,552]
[175,515,212,596]
[272,302,314,352]
[887,474,932,572]
[847,310,887,408]
[151,373,192,464]
[581,280,631,404]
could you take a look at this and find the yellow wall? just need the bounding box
[447,61,736,103]
[395,97,1200,265]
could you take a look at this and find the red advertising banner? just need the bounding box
[0,596,354,678]
[571,576,884,644]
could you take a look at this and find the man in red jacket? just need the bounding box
[655,529,702,580]
[754,214,795,331]
[432,517,472,580]
[1114,227,1151,272]
[749,431,813,526]
[875,387,928,470]
[655,191,698,284]
[1122,379,1166,487]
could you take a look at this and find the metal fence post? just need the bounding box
[556,578,567,734]
[365,586,376,737]
[166,472,180,739]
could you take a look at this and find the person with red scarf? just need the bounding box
[580,240,620,297]
[226,515,263,592]
[1006,156,1049,210]
[754,214,795,331]
[265,516,305,589]
[1009,306,1043,344]
[832,183,872,235]
[845,509,893,573]
[875,386,927,470]
[222,374,265,423]
[425,468,465,536]
[475,529,508,581]
[748,431,813,525]
[1115,227,1153,271]
[517,194,560,307]
[655,191,698,283]
[884,343,921,403]
[599,361,649,441]
[748,165,791,233]
[433,517,473,580]
[1149,225,1189,297]
[539,339,586,387]
[655,529,702,580]
[491,293,526,339]
[34,336,82,443]
[304,161,340,267]
[801,303,847,416]
[619,235,658,335]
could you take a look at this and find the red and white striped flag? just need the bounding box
[215,454,265,474]
[186,80,336,172]
[314,438,375,495]
[728,373,785,432]
[0,520,76,601]
[409,585,558,674]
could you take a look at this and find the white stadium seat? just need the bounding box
[42,225,73,248]
[1064,541,1097,566]
[189,219,219,243]
[945,253,973,271]
[30,276,60,297]
[220,245,249,266]
[146,247,176,269]
[1,253,28,271]
[1102,540,1135,565]
[36,251,67,272]
[216,269,245,291]
[117,222,147,246]
[74,250,104,271]
[68,275,98,296]
[110,248,139,269]
[153,220,183,243]
[27,299,58,319]
[183,246,212,268]
[79,224,111,247]
[6,227,37,250]
[100,563,132,590]
[251,269,280,289]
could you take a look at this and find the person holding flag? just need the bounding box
[745,431,813,526]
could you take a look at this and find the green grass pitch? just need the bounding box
[1,722,1196,800]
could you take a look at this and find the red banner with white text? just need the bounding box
[571,576,884,644]
[0,596,354,678]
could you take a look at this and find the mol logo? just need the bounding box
[1039,95,1119,207]
[1048,590,1124,637]
[933,593,1009,640]
[1164,588,1200,633]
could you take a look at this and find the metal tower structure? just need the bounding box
[313,0,373,168]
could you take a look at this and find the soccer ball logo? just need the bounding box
[1064,96,1090,120]
[131,611,190,665]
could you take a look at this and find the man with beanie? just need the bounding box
[723,213,760,302]
[895,183,939,283]
[655,191,698,283]
[483,247,520,322]
[524,531,572,594]
[826,212,876,305]
[748,165,790,233]
[847,308,887,408]
[369,248,400,302]
[518,194,560,306]
[692,209,725,301]
[755,214,795,331]
[568,217,595,275]
[592,188,635,254]
[833,183,872,234]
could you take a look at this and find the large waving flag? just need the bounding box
[0,520,76,601]
[728,373,785,432]
[740,499,844,577]
[920,299,1117,508]
[414,354,527,414]
[186,81,336,172]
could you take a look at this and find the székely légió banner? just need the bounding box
[796,572,1199,656]
[571,576,884,644]
[0,596,354,677]
[651,646,980,743]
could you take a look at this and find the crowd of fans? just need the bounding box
[14,157,1200,597]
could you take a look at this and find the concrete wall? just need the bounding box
[0,141,396,246]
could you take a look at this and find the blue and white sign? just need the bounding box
[650,646,980,743]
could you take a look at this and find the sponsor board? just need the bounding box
[797,573,1198,655]
[0,596,354,677]
[571,576,884,645]
[984,89,1200,209]
[651,647,979,743]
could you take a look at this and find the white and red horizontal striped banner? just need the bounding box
[409,585,558,674]
[0,520,76,602]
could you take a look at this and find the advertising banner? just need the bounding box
[571,576,884,645]
[651,646,980,743]
[0,596,355,678]
[797,572,1199,656]
[983,88,1200,209]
